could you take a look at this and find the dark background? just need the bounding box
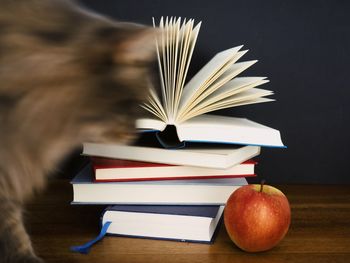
[65,0,350,184]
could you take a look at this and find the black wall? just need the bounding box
[75,0,350,184]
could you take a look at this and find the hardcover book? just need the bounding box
[82,143,261,169]
[71,163,247,205]
[92,157,256,182]
[101,205,225,243]
[135,17,284,148]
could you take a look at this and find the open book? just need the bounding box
[138,17,283,148]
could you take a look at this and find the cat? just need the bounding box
[0,0,157,262]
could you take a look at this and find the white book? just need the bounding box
[71,164,247,205]
[138,17,284,148]
[137,114,284,148]
[101,205,225,243]
[82,142,261,169]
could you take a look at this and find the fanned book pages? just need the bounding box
[138,17,284,148]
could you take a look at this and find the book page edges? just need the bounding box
[178,46,244,112]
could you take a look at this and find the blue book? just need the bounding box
[71,204,224,254]
[100,205,225,243]
[71,164,247,205]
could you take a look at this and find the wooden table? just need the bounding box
[26,181,350,263]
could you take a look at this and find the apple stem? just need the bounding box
[260,180,266,193]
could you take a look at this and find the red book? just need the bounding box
[91,157,256,182]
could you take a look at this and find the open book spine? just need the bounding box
[142,17,274,124]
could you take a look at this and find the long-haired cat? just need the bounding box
[0,0,156,262]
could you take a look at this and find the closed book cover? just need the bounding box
[92,157,256,182]
[101,205,224,243]
[71,164,247,205]
[82,143,261,169]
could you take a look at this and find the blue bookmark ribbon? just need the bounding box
[70,221,112,254]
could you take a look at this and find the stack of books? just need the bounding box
[70,17,285,247]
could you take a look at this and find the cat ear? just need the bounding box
[115,27,157,64]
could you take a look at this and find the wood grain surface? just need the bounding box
[26,180,350,263]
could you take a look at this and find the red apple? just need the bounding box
[224,182,291,252]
